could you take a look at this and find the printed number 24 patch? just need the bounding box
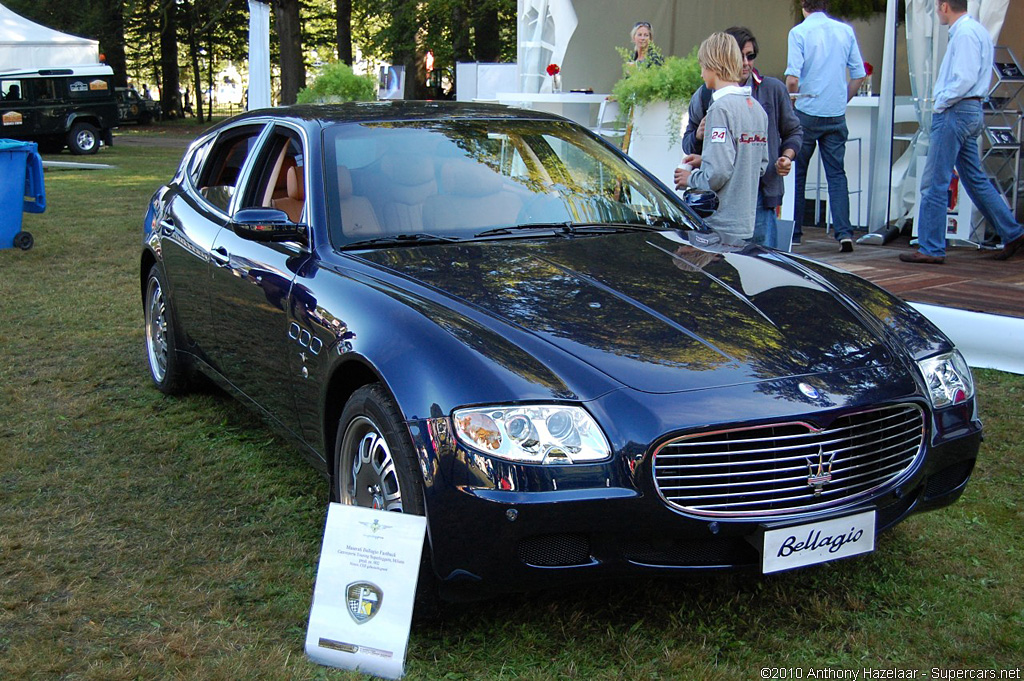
[709,127,728,143]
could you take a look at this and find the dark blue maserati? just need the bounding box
[141,102,981,601]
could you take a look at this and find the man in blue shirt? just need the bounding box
[785,0,866,252]
[899,0,1024,264]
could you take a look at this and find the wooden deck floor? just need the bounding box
[794,227,1024,319]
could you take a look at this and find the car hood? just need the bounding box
[356,232,895,393]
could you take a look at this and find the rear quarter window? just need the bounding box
[67,77,112,100]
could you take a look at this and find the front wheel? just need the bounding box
[144,264,191,394]
[334,385,423,513]
[334,385,439,615]
[68,122,100,155]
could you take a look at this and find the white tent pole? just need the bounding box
[867,0,899,234]
[248,0,272,110]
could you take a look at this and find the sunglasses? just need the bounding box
[634,21,651,29]
[742,50,757,62]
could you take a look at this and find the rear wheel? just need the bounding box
[334,384,439,615]
[68,122,100,155]
[13,231,33,250]
[144,264,191,394]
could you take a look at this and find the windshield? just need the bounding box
[323,118,699,248]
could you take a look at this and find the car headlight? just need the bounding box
[917,350,974,408]
[452,405,611,464]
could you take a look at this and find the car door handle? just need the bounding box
[210,246,230,266]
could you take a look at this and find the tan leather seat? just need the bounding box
[273,165,305,223]
[422,160,522,233]
[338,166,382,236]
[376,155,436,233]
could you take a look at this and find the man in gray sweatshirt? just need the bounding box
[675,32,769,242]
[680,26,802,248]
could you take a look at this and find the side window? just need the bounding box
[32,79,59,101]
[1,79,23,101]
[196,126,264,212]
[241,128,305,223]
[186,139,214,187]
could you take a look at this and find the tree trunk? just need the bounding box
[335,0,352,66]
[450,1,471,95]
[188,26,204,123]
[99,0,128,88]
[389,0,419,99]
[274,0,305,105]
[159,0,181,118]
[474,3,500,63]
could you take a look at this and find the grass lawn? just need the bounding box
[1,128,1022,680]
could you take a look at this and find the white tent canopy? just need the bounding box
[0,2,99,72]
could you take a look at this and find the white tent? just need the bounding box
[0,2,99,72]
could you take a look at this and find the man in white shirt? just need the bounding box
[899,0,1024,264]
[785,0,865,252]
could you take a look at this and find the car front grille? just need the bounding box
[653,404,925,518]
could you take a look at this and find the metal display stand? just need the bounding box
[975,46,1024,243]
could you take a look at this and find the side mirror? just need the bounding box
[683,188,719,218]
[232,207,308,245]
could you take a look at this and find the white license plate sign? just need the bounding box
[761,510,876,574]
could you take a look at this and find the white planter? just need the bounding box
[625,101,689,190]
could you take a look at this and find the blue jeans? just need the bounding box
[917,99,1024,257]
[793,112,853,241]
[751,191,778,248]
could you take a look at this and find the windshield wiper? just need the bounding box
[641,215,691,230]
[474,222,664,239]
[342,233,462,249]
[474,223,572,238]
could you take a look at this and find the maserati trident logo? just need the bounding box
[806,445,836,496]
[798,382,821,400]
[346,581,383,624]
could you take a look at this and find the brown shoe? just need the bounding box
[899,251,945,264]
[993,232,1024,261]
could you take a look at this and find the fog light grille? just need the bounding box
[518,534,591,567]
[653,404,925,517]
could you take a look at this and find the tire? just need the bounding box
[334,384,440,616]
[13,231,33,250]
[68,122,100,155]
[334,385,424,513]
[144,264,191,394]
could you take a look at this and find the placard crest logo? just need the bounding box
[346,581,383,624]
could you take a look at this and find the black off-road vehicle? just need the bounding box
[115,87,162,125]
[0,64,117,155]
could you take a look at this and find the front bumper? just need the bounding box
[411,384,982,600]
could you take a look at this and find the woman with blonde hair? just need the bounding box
[629,21,663,68]
[675,32,769,241]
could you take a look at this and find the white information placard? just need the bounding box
[305,503,427,679]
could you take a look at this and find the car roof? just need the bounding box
[219,100,569,128]
[0,64,114,78]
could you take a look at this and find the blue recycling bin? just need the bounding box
[0,139,46,250]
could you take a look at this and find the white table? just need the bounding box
[781,95,879,229]
[487,92,611,128]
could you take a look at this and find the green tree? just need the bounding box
[791,0,887,20]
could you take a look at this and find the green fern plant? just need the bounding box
[296,62,377,104]
[611,46,702,144]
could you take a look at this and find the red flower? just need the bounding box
[546,63,560,76]
[864,61,874,76]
